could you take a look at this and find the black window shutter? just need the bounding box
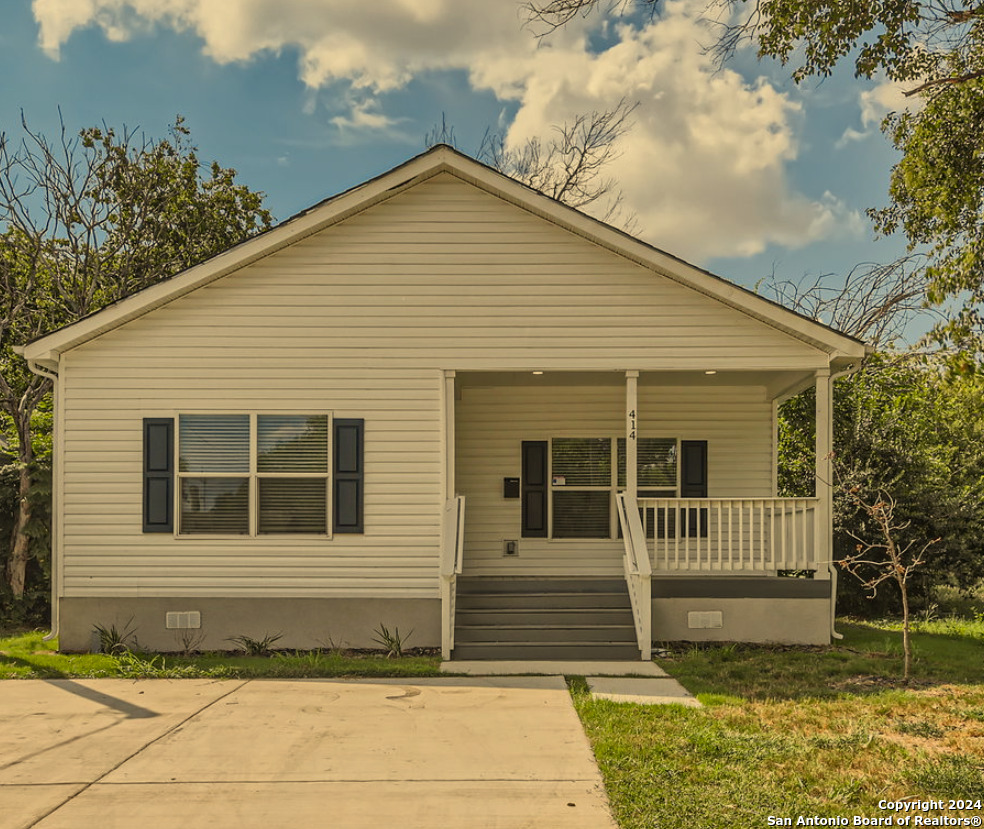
[680,440,708,536]
[143,418,174,533]
[680,440,708,497]
[521,441,548,538]
[333,418,364,534]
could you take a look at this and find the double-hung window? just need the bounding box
[549,437,681,539]
[551,438,613,538]
[178,414,330,535]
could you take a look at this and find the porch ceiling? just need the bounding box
[454,369,813,400]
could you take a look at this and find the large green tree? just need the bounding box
[778,355,984,614]
[528,0,984,354]
[0,116,272,610]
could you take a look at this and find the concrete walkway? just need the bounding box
[441,660,667,677]
[442,660,701,706]
[0,677,617,829]
[587,676,701,707]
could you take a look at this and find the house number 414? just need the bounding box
[628,410,636,440]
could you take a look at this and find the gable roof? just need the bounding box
[22,143,869,368]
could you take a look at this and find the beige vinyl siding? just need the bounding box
[60,357,442,598]
[455,382,773,577]
[70,173,826,372]
[59,172,811,598]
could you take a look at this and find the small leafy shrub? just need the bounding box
[372,623,413,658]
[93,619,137,654]
[227,632,282,656]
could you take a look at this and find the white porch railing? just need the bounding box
[615,493,652,660]
[639,497,818,573]
[440,496,466,660]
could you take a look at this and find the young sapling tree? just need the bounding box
[839,489,939,682]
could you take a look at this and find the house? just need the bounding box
[21,145,869,659]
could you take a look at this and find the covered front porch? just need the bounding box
[439,367,836,660]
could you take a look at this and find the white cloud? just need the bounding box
[330,98,403,133]
[497,3,861,260]
[32,0,861,263]
[860,78,915,127]
[837,76,922,146]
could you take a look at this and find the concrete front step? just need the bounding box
[456,608,634,626]
[455,625,637,644]
[452,642,643,661]
[452,577,639,661]
[456,578,628,595]
[456,592,632,610]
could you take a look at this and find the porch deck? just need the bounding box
[442,495,828,660]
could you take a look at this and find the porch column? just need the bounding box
[814,368,832,571]
[626,371,639,499]
[443,370,456,500]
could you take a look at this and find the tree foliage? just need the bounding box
[0,114,272,609]
[779,356,984,615]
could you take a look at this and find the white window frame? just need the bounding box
[174,411,333,539]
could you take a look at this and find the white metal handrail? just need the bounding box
[616,493,652,660]
[440,496,465,660]
[639,497,817,572]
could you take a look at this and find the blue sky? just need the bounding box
[3,0,912,304]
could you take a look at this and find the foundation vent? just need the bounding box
[687,611,723,629]
[166,611,201,629]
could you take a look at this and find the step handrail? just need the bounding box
[616,493,652,661]
[440,496,466,660]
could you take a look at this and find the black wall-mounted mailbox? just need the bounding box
[503,477,520,498]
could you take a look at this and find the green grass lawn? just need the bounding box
[0,629,441,679]
[573,618,984,829]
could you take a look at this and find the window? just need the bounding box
[551,438,611,538]
[549,437,682,539]
[178,414,329,535]
[617,438,677,488]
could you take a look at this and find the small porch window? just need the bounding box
[551,438,611,538]
[550,437,681,539]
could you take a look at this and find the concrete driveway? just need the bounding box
[0,676,617,829]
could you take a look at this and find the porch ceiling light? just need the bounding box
[532,370,544,375]
[704,370,717,375]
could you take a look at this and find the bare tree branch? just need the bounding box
[903,68,984,96]
[476,99,639,230]
[525,0,622,34]
[757,255,935,347]
[426,100,639,231]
